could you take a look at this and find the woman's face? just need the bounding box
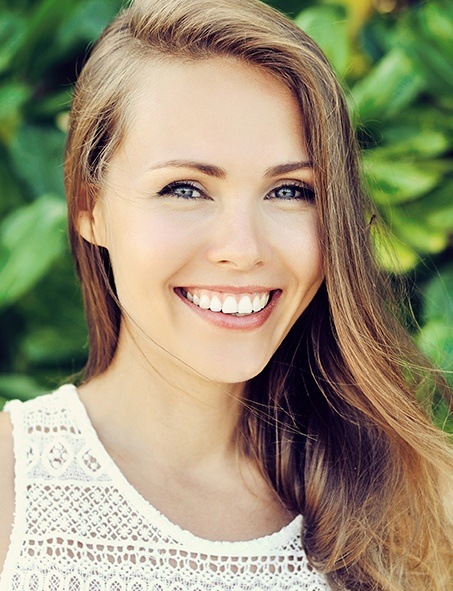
[83,57,324,384]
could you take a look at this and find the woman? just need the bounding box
[0,0,451,589]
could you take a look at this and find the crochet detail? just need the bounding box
[1,385,330,591]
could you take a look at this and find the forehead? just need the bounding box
[115,57,307,174]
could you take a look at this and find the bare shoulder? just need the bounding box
[0,411,15,572]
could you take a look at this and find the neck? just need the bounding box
[76,331,295,542]
[78,331,247,471]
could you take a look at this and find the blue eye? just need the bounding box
[157,182,204,199]
[267,183,315,202]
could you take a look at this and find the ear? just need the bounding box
[77,201,107,248]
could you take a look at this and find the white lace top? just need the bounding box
[1,385,330,591]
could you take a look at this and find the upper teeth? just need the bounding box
[184,290,270,315]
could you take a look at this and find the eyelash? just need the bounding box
[157,181,315,202]
[157,181,204,200]
[265,183,315,202]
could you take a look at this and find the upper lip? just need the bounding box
[177,285,278,294]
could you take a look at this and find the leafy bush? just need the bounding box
[0,0,124,405]
[0,0,451,430]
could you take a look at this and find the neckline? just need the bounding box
[60,384,303,556]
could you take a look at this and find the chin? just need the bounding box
[201,358,270,386]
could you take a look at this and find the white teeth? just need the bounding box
[237,295,253,314]
[209,295,222,312]
[222,296,238,314]
[183,289,272,315]
[252,294,262,312]
[199,294,211,309]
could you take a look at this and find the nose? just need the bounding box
[206,203,271,271]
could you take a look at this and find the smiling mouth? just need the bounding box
[179,288,276,316]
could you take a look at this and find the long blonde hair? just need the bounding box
[64,0,453,588]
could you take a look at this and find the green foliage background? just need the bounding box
[0,0,452,429]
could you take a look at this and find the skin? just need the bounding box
[0,57,324,561]
[0,413,14,570]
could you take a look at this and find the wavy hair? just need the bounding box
[64,0,453,588]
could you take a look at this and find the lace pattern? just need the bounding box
[1,386,330,591]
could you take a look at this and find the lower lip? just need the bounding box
[174,289,281,331]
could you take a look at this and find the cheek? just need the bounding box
[279,214,324,282]
[106,208,205,285]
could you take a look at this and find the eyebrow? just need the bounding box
[264,161,313,177]
[147,159,313,179]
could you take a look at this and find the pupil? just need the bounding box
[177,187,191,197]
[279,187,294,198]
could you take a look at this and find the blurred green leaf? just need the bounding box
[417,320,453,389]
[421,269,453,325]
[0,194,67,309]
[383,104,453,136]
[419,1,453,49]
[8,124,65,198]
[0,83,31,143]
[267,0,317,16]
[0,374,44,404]
[295,4,351,77]
[11,0,78,77]
[0,12,26,74]
[16,256,87,366]
[27,92,71,122]
[0,146,26,216]
[413,3,453,90]
[54,0,124,56]
[21,326,86,365]
[351,48,424,121]
[382,204,448,254]
[438,95,453,112]
[363,156,444,205]
[371,224,419,274]
[401,182,453,233]
[417,267,453,393]
[376,128,450,160]
[410,41,453,94]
